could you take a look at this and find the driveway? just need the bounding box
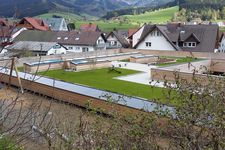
[111,61,165,87]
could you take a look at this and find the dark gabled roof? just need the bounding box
[14,30,106,46]
[106,31,129,48]
[133,24,219,52]
[14,30,56,42]
[133,24,179,50]
[7,41,59,52]
[54,31,106,46]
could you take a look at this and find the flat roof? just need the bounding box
[0,67,174,115]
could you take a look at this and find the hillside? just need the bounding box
[174,0,225,22]
[0,0,172,18]
[123,6,179,24]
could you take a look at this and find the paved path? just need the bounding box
[111,61,165,87]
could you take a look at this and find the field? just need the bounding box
[38,68,176,105]
[123,6,179,24]
[74,20,137,32]
[37,6,179,32]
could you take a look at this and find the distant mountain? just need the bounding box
[0,0,174,18]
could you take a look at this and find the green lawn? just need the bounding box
[74,20,138,32]
[37,6,178,32]
[37,12,84,21]
[38,68,176,105]
[123,6,179,24]
[156,56,202,67]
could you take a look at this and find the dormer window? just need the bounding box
[183,42,196,48]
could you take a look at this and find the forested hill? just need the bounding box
[179,0,225,8]
[173,0,225,22]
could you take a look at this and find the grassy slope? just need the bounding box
[38,68,174,105]
[74,20,137,32]
[123,6,179,24]
[37,6,179,32]
[37,12,84,21]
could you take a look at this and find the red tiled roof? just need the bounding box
[17,17,50,31]
[80,23,99,32]
[128,28,138,38]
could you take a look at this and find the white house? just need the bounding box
[43,18,68,31]
[219,33,225,52]
[6,41,67,56]
[106,31,129,49]
[54,31,107,52]
[129,24,219,53]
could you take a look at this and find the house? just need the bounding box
[219,33,225,52]
[129,23,219,53]
[43,18,68,31]
[16,17,50,31]
[14,30,107,52]
[0,25,27,47]
[6,41,67,56]
[54,31,107,52]
[80,23,101,32]
[106,31,129,49]
[217,22,225,27]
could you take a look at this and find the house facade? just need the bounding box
[44,18,68,31]
[136,28,176,51]
[219,33,225,52]
[14,30,107,53]
[6,41,67,56]
[106,31,129,49]
[130,23,219,53]
[54,31,107,52]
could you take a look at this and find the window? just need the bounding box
[64,37,68,40]
[183,42,197,48]
[157,31,161,36]
[53,44,61,49]
[146,42,151,47]
[57,37,61,40]
[76,47,80,50]
[82,47,89,52]
[68,46,73,50]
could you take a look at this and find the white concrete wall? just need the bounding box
[47,44,67,55]
[219,36,225,52]
[132,25,144,47]
[136,29,176,51]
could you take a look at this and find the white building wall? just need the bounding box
[59,19,68,31]
[136,29,176,51]
[96,36,106,50]
[47,44,67,55]
[132,25,145,47]
[219,36,225,52]
[64,44,95,53]
[107,35,122,48]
